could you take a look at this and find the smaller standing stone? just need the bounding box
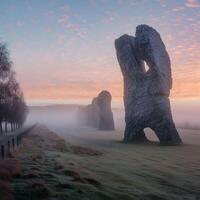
[97,91,115,130]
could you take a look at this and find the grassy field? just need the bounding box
[1,124,200,200]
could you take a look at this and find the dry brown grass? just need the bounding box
[0,157,21,200]
[63,168,101,187]
[0,181,14,200]
[23,124,104,156]
[11,124,200,199]
[53,161,64,170]
[70,145,104,156]
[22,171,40,179]
[25,179,50,198]
[0,125,106,200]
[22,124,71,152]
[54,138,70,152]
[0,159,21,180]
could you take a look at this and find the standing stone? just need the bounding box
[77,91,114,131]
[97,90,115,130]
[90,97,100,128]
[115,24,182,145]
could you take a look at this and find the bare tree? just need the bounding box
[0,42,28,134]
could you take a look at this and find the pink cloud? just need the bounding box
[185,0,200,8]
[64,23,87,38]
[102,11,117,24]
[60,5,70,12]
[57,15,69,23]
[172,6,185,12]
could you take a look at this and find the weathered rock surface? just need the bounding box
[115,24,182,145]
[90,97,100,128]
[77,91,115,131]
[97,91,115,130]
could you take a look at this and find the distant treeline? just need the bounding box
[0,42,28,133]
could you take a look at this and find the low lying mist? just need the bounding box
[26,104,78,127]
[26,99,200,131]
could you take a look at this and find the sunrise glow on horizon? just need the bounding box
[0,0,200,105]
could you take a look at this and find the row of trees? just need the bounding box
[0,42,28,134]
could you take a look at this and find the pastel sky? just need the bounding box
[0,0,200,105]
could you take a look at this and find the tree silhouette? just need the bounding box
[0,42,28,134]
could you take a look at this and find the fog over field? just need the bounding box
[24,99,200,147]
[26,99,200,131]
